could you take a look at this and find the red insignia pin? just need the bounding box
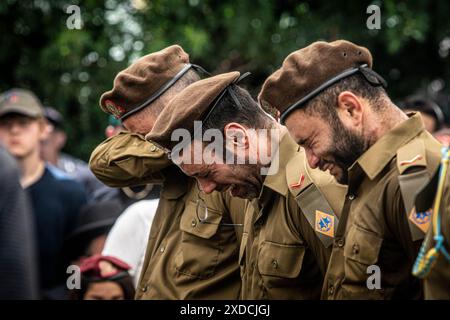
[290,173,305,189]
[400,154,423,166]
[104,100,124,119]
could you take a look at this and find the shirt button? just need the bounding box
[329,284,334,295]
[335,238,345,247]
[352,243,360,254]
[348,194,355,200]
[160,246,165,253]
[191,219,197,227]
[271,259,278,269]
[141,285,148,292]
[150,145,157,152]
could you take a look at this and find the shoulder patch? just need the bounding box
[315,210,335,238]
[408,207,432,234]
[295,183,339,248]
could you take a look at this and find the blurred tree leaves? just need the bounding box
[0,0,449,160]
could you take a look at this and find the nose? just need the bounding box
[9,122,22,135]
[197,178,217,194]
[305,149,320,169]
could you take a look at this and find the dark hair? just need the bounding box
[203,84,272,134]
[69,274,135,300]
[303,73,388,122]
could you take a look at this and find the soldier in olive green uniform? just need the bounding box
[147,72,347,299]
[259,40,442,299]
[412,147,450,299]
[238,130,346,299]
[91,45,245,299]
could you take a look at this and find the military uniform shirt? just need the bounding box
[240,128,346,299]
[89,132,246,299]
[323,113,441,299]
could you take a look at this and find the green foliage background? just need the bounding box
[1,0,449,160]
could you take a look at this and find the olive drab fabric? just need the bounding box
[89,132,170,187]
[322,113,441,299]
[239,128,346,299]
[89,132,246,299]
[136,165,246,299]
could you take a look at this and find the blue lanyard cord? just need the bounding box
[413,147,450,279]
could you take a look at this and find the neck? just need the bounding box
[366,103,408,146]
[46,150,59,166]
[256,122,283,175]
[19,149,45,188]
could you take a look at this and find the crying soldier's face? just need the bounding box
[286,109,365,185]
[175,141,263,199]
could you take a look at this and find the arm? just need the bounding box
[89,131,172,188]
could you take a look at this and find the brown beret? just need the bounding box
[258,40,379,124]
[100,45,191,119]
[146,71,241,150]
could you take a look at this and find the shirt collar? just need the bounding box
[260,126,300,199]
[353,112,425,180]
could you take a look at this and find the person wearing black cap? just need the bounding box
[259,40,442,299]
[0,88,87,299]
[400,95,445,134]
[66,199,124,266]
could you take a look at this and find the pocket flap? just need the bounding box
[258,241,305,278]
[180,200,222,239]
[344,226,383,265]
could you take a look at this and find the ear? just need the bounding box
[38,119,51,141]
[55,131,67,150]
[336,91,364,128]
[224,122,249,150]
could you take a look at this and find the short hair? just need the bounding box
[302,73,389,122]
[203,85,273,134]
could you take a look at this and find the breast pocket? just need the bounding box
[343,225,383,284]
[257,241,305,290]
[175,200,224,279]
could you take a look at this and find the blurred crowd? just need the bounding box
[0,89,160,299]
[0,85,449,300]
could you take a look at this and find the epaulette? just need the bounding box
[286,150,338,248]
[397,139,432,241]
